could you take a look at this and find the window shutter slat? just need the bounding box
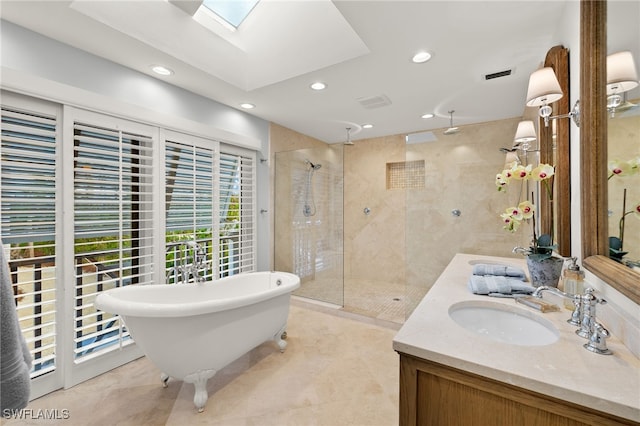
[1,102,58,379]
[73,120,155,362]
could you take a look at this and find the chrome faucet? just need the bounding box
[181,240,207,283]
[584,323,613,355]
[532,286,582,326]
[533,286,612,355]
[532,285,572,299]
[532,285,582,320]
[576,288,611,354]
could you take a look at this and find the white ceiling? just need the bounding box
[1,1,637,143]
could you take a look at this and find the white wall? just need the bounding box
[1,20,272,271]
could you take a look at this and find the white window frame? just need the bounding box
[161,130,257,281]
[1,90,259,397]
[1,91,64,399]
[61,106,151,387]
[219,143,257,277]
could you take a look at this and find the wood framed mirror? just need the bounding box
[539,45,571,258]
[581,0,640,304]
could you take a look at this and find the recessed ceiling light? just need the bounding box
[412,51,432,64]
[421,113,435,119]
[151,65,174,76]
[240,103,255,109]
[310,82,327,91]
[362,123,373,129]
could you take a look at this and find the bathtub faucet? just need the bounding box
[182,240,207,283]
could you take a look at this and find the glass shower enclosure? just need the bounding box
[274,145,344,306]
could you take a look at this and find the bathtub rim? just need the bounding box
[95,271,300,318]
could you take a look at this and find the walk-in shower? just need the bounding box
[274,148,344,308]
[303,159,322,217]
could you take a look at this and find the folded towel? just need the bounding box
[468,275,535,297]
[1,240,32,411]
[472,263,526,280]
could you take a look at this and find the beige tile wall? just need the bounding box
[344,134,406,284]
[270,123,329,273]
[270,118,532,311]
[405,118,531,299]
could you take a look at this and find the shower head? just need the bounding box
[499,142,522,153]
[344,127,354,145]
[305,159,322,170]
[444,110,460,135]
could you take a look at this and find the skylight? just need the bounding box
[202,0,260,29]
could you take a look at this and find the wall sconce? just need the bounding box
[525,67,580,127]
[514,120,537,151]
[526,67,563,127]
[606,51,639,117]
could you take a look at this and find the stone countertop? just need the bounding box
[393,253,640,422]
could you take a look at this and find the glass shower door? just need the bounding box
[274,146,344,306]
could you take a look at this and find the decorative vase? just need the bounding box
[526,256,564,288]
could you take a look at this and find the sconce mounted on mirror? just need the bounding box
[606,51,639,118]
[502,120,538,165]
[527,51,639,128]
[513,120,537,152]
[526,67,580,128]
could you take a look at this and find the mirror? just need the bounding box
[539,45,571,258]
[608,104,640,264]
[581,0,640,304]
[606,1,640,268]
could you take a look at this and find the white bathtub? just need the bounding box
[95,271,300,412]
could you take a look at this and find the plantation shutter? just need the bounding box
[219,146,256,277]
[72,119,155,362]
[165,138,215,282]
[1,101,58,378]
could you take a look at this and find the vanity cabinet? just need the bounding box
[398,353,638,426]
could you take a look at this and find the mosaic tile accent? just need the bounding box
[386,160,425,190]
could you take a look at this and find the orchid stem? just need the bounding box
[620,188,627,249]
[531,191,537,249]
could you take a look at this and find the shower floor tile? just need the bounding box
[295,278,427,323]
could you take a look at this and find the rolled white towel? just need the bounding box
[472,263,526,280]
[468,275,535,296]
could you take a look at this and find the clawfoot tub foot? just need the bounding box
[184,369,217,413]
[160,373,170,388]
[274,325,288,352]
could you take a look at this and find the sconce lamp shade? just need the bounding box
[607,51,639,95]
[514,120,537,143]
[526,67,564,107]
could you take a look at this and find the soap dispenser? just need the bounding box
[563,257,585,310]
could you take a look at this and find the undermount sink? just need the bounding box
[448,301,559,346]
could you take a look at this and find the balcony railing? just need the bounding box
[9,256,55,375]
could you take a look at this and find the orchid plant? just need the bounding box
[608,156,640,179]
[495,161,556,261]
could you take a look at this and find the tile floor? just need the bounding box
[294,278,427,324]
[6,299,401,426]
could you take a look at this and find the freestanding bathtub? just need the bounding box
[94,271,300,412]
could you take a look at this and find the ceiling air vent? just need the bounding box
[484,69,512,80]
[357,94,392,109]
